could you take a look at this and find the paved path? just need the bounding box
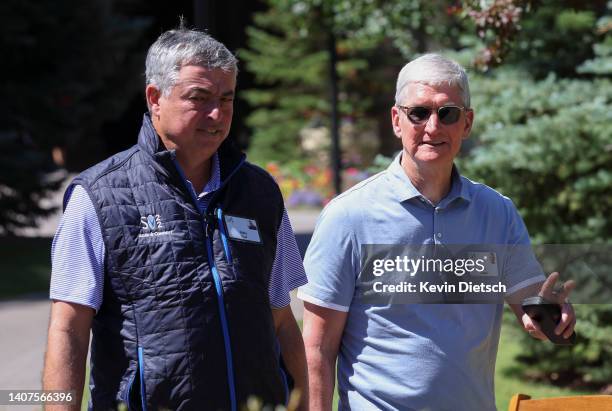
[0,206,319,408]
[0,297,50,411]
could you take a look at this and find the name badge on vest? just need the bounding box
[224,214,262,243]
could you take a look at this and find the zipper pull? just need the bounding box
[204,216,211,238]
[205,211,216,238]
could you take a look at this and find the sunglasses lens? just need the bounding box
[439,106,461,125]
[407,107,431,124]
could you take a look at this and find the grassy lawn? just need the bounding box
[82,365,90,411]
[494,317,592,410]
[0,236,52,299]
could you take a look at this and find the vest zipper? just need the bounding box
[123,371,136,410]
[202,157,245,411]
[174,155,245,411]
[138,346,148,411]
[205,223,237,411]
[124,347,147,411]
[216,208,233,264]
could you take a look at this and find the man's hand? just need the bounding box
[272,305,308,411]
[518,272,576,341]
[43,301,94,411]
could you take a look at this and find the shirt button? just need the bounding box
[436,232,442,238]
[435,208,440,213]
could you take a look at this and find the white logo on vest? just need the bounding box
[138,214,173,238]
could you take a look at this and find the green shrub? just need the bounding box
[461,71,612,243]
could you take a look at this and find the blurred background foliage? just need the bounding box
[1,0,610,394]
[0,0,151,234]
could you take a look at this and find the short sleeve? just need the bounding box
[503,201,546,295]
[298,201,357,312]
[50,185,105,311]
[268,208,308,308]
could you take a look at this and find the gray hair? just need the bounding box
[145,27,238,97]
[394,53,470,108]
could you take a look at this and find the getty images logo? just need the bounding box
[138,214,173,238]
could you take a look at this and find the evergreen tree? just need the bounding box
[578,2,612,76]
[240,0,460,167]
[240,2,331,166]
[0,0,150,234]
[481,0,608,77]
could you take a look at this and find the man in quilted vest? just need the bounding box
[43,26,308,411]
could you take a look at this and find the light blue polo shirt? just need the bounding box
[298,154,545,411]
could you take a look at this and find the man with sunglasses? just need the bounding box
[299,54,576,410]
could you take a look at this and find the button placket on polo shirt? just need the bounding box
[433,205,444,244]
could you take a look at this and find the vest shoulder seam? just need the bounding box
[88,147,141,187]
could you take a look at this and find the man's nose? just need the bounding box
[424,111,441,133]
[207,104,222,121]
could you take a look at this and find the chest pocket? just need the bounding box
[215,209,274,288]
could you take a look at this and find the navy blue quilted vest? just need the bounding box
[68,115,288,410]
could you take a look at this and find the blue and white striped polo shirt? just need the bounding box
[51,153,307,310]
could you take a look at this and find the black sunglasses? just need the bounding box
[397,105,467,125]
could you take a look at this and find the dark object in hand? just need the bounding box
[521,296,576,346]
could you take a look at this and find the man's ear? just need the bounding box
[146,85,162,117]
[462,109,474,140]
[391,106,403,139]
